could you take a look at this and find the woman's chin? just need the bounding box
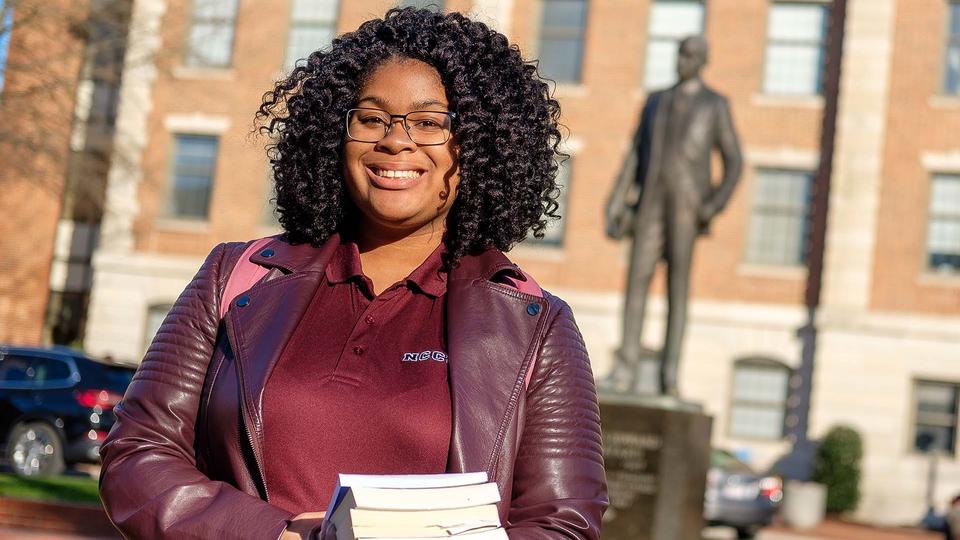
[364,206,431,231]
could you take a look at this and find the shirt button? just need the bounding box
[353,346,365,356]
[364,315,375,325]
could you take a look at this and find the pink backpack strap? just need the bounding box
[502,269,543,299]
[219,237,274,319]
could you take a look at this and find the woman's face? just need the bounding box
[342,58,460,237]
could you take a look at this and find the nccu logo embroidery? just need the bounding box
[401,350,449,363]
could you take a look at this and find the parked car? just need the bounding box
[0,346,136,476]
[704,448,783,539]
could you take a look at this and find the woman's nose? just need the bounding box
[375,120,417,153]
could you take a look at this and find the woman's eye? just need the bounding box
[360,116,388,126]
[414,119,441,129]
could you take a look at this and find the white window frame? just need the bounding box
[163,133,221,222]
[728,358,791,441]
[761,1,829,96]
[642,0,705,90]
[184,0,240,69]
[527,156,574,247]
[744,167,814,267]
[913,379,960,455]
[926,173,960,274]
[285,0,341,70]
[944,1,960,95]
[535,0,590,85]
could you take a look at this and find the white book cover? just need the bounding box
[324,472,489,518]
[355,527,508,540]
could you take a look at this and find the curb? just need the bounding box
[0,498,119,537]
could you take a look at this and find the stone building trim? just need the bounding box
[820,0,897,313]
[746,146,820,170]
[163,113,232,134]
[921,150,960,173]
[97,0,167,255]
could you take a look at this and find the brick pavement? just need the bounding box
[0,527,118,540]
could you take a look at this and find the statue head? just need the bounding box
[676,36,708,82]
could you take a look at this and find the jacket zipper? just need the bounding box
[224,310,272,502]
[240,414,270,502]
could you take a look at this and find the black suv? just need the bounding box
[0,346,136,476]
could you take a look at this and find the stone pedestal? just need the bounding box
[600,392,713,540]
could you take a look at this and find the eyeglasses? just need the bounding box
[345,108,456,146]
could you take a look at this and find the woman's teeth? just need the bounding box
[375,169,421,178]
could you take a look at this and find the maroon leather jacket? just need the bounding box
[99,237,607,539]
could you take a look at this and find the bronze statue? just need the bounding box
[605,36,742,396]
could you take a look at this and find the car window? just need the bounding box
[0,355,36,383]
[31,358,73,384]
[710,449,754,473]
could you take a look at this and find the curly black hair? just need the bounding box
[256,7,564,269]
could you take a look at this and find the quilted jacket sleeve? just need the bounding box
[507,297,608,539]
[99,243,295,540]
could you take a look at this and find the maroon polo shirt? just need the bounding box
[261,239,451,515]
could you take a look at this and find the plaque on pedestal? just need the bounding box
[600,392,712,540]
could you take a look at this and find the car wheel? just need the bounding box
[7,422,65,477]
[736,525,760,539]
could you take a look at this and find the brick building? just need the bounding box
[0,0,89,345]
[0,0,129,346]
[79,0,960,525]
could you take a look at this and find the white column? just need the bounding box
[820,0,897,314]
[86,0,167,360]
[97,0,167,254]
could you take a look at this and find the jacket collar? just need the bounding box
[250,233,523,285]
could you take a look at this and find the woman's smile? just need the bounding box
[364,163,427,190]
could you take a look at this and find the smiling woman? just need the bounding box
[98,8,607,540]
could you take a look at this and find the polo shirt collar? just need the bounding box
[323,236,447,298]
[405,244,446,298]
[324,240,364,284]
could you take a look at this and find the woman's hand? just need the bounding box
[280,512,336,540]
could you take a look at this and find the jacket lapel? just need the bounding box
[222,236,339,474]
[445,250,549,478]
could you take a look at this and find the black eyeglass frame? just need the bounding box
[345,107,458,146]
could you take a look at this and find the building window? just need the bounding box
[165,135,219,220]
[185,0,239,68]
[729,359,790,440]
[745,168,813,266]
[927,174,960,273]
[263,175,280,227]
[914,381,959,454]
[762,2,828,96]
[528,158,573,246]
[285,0,340,70]
[643,0,705,89]
[946,2,960,95]
[397,0,444,9]
[0,1,12,95]
[536,0,589,84]
[144,304,173,353]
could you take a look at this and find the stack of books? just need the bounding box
[324,472,506,540]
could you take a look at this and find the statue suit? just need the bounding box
[605,40,742,395]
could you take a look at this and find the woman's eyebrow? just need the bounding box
[356,96,449,111]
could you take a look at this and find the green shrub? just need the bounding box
[812,425,863,513]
